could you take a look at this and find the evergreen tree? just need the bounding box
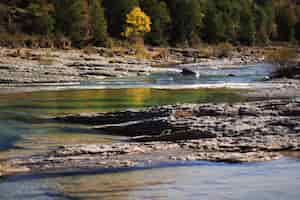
[2,0,300,46]
[103,0,139,37]
[255,5,269,43]
[89,0,108,45]
[276,5,297,41]
[239,1,256,45]
[202,1,225,43]
[168,0,204,44]
[295,6,300,42]
[216,0,242,42]
[255,1,276,44]
[295,22,300,42]
[53,0,86,43]
[27,0,54,35]
[140,0,171,45]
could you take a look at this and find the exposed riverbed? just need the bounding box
[0,63,299,200]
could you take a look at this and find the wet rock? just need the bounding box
[54,100,300,141]
[181,68,199,76]
[173,152,282,163]
[3,133,299,175]
[55,107,172,126]
[0,163,30,176]
[2,100,300,176]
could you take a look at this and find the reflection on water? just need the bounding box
[0,63,298,200]
[0,88,244,115]
[0,88,244,152]
[1,158,300,200]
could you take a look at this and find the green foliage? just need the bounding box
[202,0,242,43]
[295,6,300,42]
[2,0,300,47]
[103,0,139,37]
[268,47,299,79]
[27,1,54,35]
[295,21,300,42]
[89,0,108,46]
[168,0,204,44]
[276,5,297,41]
[53,0,86,44]
[140,0,171,45]
[202,1,223,43]
[255,6,269,43]
[239,1,256,45]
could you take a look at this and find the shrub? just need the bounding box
[272,64,300,79]
[266,47,298,65]
[198,45,214,58]
[214,42,234,58]
[83,46,98,55]
[267,47,299,78]
[133,42,151,59]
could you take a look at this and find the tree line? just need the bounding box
[2,0,300,47]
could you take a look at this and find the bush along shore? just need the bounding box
[1,99,300,176]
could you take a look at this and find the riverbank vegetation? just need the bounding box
[1,0,300,48]
[267,47,300,78]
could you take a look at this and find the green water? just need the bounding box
[0,87,245,153]
[0,87,245,115]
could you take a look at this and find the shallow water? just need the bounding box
[81,63,275,87]
[1,158,300,200]
[86,64,274,91]
[1,63,299,200]
[0,87,244,154]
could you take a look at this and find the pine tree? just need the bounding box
[254,2,275,44]
[140,0,171,45]
[276,5,297,41]
[295,5,300,42]
[168,0,204,44]
[103,0,139,37]
[239,1,256,45]
[89,0,108,45]
[202,1,225,43]
[53,0,86,43]
[27,0,54,35]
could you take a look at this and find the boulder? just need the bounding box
[181,68,199,77]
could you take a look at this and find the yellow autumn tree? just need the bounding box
[123,7,151,41]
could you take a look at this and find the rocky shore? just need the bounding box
[246,78,300,99]
[0,46,264,85]
[1,99,299,176]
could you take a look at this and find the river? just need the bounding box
[1,64,299,200]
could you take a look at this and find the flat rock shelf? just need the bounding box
[1,100,300,176]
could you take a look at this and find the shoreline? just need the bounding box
[0,45,298,99]
[0,46,265,85]
[0,46,299,177]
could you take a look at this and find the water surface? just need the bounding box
[0,87,244,154]
[1,158,300,200]
[0,63,298,200]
